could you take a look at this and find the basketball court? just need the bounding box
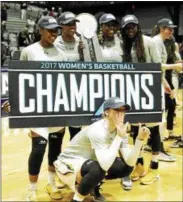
[1,90,182,201]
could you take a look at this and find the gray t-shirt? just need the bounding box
[152,34,167,63]
[59,119,118,160]
[54,35,80,61]
[100,35,123,62]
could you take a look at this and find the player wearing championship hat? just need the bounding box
[20,16,67,201]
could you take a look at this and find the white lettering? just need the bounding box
[70,74,88,111]
[54,74,69,112]
[89,74,103,111]
[126,74,140,110]
[19,74,35,113]
[37,74,53,113]
[111,74,125,102]
[141,74,154,109]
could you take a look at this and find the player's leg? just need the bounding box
[130,125,146,182]
[27,131,47,202]
[140,126,160,185]
[68,126,81,140]
[46,128,65,200]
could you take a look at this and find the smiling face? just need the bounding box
[124,23,138,39]
[160,27,174,40]
[40,28,58,45]
[61,21,77,37]
[101,21,118,38]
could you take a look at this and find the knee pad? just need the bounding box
[106,158,133,179]
[149,126,161,152]
[68,126,81,140]
[48,130,65,166]
[28,136,47,175]
[78,160,106,195]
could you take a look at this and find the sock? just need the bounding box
[48,171,57,189]
[73,190,85,201]
[159,123,164,142]
[29,182,37,191]
[152,155,159,162]
[150,161,158,169]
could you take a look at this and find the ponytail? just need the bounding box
[151,25,160,37]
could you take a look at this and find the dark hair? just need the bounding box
[164,37,176,64]
[120,24,146,63]
[151,25,160,37]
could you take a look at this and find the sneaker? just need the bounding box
[140,169,159,185]
[26,189,38,202]
[131,163,146,181]
[159,152,176,162]
[90,182,105,202]
[144,144,152,153]
[121,176,132,190]
[163,135,181,141]
[46,184,62,200]
[170,139,183,148]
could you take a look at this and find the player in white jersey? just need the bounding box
[152,18,182,138]
[98,13,123,62]
[54,97,150,202]
[119,14,177,186]
[55,11,85,139]
[97,13,135,190]
[20,16,67,201]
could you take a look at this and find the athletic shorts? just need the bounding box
[30,127,64,140]
[54,157,87,191]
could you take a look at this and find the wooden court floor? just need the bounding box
[1,90,183,201]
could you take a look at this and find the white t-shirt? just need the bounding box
[59,119,123,160]
[20,42,67,139]
[20,42,67,61]
[54,35,80,61]
[100,35,123,62]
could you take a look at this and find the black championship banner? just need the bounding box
[1,67,9,117]
[8,61,162,128]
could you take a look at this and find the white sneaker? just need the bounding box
[27,189,38,201]
[159,152,176,162]
[121,176,132,190]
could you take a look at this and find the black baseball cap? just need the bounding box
[99,13,118,24]
[157,18,177,28]
[58,11,80,25]
[121,15,139,28]
[103,97,131,111]
[38,16,60,29]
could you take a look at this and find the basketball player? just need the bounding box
[20,16,67,201]
[55,11,85,139]
[98,13,122,62]
[54,97,150,202]
[119,15,177,186]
